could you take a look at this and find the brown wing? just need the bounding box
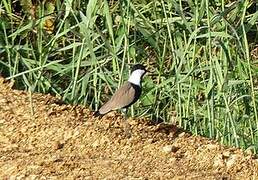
[98,82,136,115]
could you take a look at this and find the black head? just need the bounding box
[131,64,146,73]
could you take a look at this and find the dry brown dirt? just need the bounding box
[0,77,258,179]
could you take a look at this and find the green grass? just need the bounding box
[1,0,258,153]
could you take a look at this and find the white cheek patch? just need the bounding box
[137,69,146,76]
[128,69,145,86]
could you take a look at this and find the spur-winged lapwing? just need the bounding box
[93,64,147,117]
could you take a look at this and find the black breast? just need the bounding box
[123,83,141,109]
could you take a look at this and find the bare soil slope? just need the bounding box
[0,78,257,179]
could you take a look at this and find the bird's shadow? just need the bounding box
[147,115,191,139]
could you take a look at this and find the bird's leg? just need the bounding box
[122,108,131,138]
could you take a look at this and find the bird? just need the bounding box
[93,64,147,117]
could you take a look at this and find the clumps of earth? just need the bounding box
[0,77,257,179]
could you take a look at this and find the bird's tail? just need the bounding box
[93,110,101,117]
